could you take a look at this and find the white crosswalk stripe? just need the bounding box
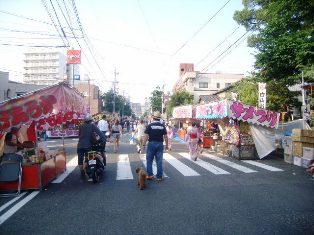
[163,153,200,176]
[116,154,133,180]
[242,160,284,171]
[178,152,230,175]
[52,152,284,183]
[139,154,168,178]
[202,153,257,173]
[52,157,77,183]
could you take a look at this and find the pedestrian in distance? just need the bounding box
[134,119,146,154]
[97,114,109,163]
[143,111,168,182]
[77,114,105,180]
[185,122,200,161]
[111,119,122,153]
[166,123,174,151]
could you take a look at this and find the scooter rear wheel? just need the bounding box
[92,172,97,183]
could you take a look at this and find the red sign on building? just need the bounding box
[67,50,81,64]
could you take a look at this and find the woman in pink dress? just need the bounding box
[166,123,174,150]
[185,122,199,161]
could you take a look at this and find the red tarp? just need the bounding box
[0,82,87,137]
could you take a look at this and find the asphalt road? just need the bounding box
[1,134,314,235]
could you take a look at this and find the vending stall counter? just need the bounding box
[0,151,66,191]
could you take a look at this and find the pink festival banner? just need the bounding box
[0,82,87,134]
[195,101,228,119]
[227,101,280,128]
[172,105,193,119]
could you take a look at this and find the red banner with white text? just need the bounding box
[0,83,87,135]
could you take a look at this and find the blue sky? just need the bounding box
[0,0,255,103]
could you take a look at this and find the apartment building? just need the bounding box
[173,63,244,103]
[23,50,67,86]
[131,102,142,117]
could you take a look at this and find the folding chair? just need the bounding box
[0,153,23,197]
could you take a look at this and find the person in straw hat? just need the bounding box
[143,111,168,181]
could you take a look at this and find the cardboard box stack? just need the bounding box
[292,129,314,167]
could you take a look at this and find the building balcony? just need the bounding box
[24,58,59,62]
[23,72,59,76]
[24,64,59,69]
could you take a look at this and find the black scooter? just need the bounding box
[85,142,106,183]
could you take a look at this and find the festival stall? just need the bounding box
[172,105,197,140]
[0,82,87,191]
[46,123,79,138]
[195,100,280,159]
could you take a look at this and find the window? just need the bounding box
[217,83,220,89]
[225,83,231,87]
[199,82,208,88]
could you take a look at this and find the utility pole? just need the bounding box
[113,68,119,114]
[301,71,308,123]
[161,84,165,114]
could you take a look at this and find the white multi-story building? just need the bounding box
[23,51,67,86]
[173,63,244,103]
[131,103,142,117]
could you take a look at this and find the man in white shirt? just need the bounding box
[97,115,109,161]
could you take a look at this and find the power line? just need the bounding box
[196,26,240,66]
[171,0,231,57]
[48,0,70,47]
[0,10,53,26]
[209,31,253,70]
[137,0,160,51]
[90,37,170,55]
[70,0,108,82]
[41,0,69,48]
[200,30,251,72]
[70,0,84,36]
[55,0,81,49]
[0,42,67,48]
[0,27,63,37]
[61,0,76,32]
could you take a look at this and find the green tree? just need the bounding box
[101,89,115,113]
[229,78,301,112]
[166,91,194,117]
[149,86,163,112]
[101,89,132,116]
[234,0,314,84]
[231,79,258,106]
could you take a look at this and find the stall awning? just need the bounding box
[195,100,280,129]
[172,105,194,119]
[0,82,87,135]
[195,100,228,120]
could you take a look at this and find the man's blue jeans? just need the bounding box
[146,141,164,179]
